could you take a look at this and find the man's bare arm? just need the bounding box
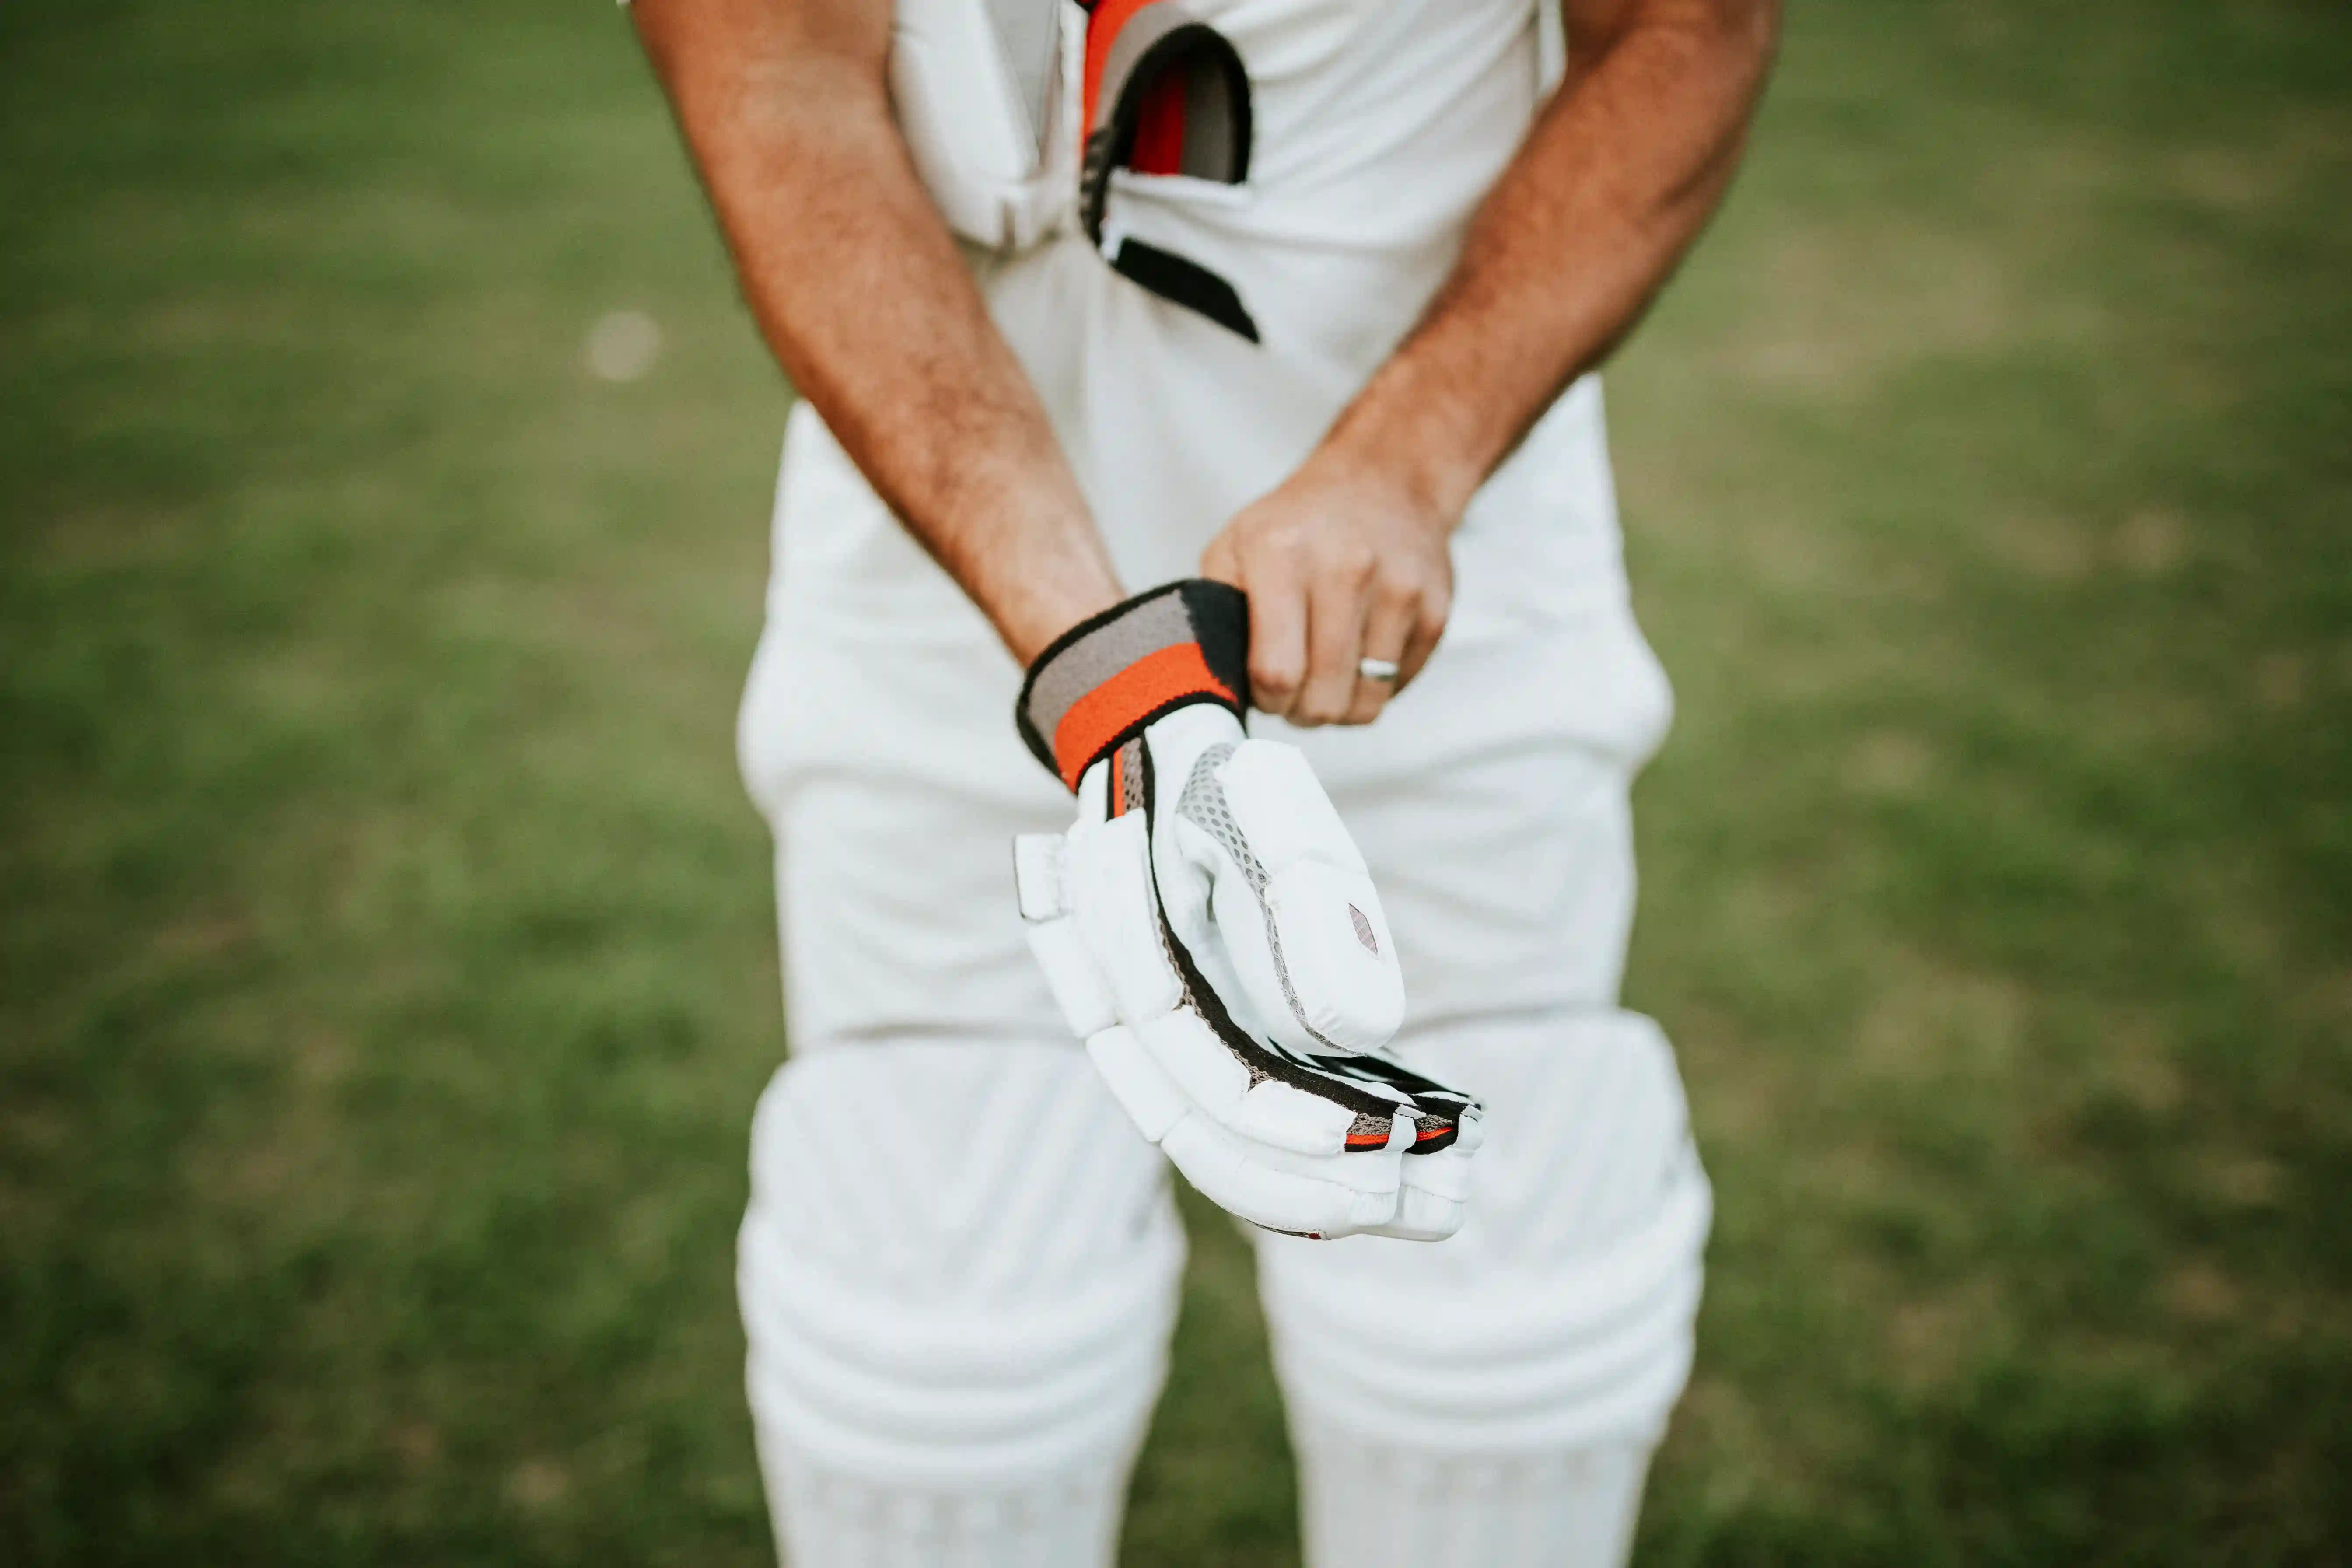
[632,0,1120,663]
[1202,0,1778,725]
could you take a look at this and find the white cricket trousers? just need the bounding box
[732,418,1711,1564]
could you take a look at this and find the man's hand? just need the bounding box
[1204,0,1777,724]
[1200,448,1454,728]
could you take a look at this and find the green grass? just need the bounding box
[2,0,2346,1562]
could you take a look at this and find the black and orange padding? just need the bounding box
[1016,580,1252,792]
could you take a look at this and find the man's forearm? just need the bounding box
[1326,0,1778,518]
[1197,0,1775,726]
[634,0,1120,662]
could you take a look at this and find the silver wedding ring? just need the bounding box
[1357,657,1401,683]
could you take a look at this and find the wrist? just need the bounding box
[1000,570,1124,668]
[981,502,1126,665]
[1316,365,1491,532]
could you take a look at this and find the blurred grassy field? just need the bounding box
[3,0,2347,1563]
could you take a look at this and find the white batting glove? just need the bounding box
[1012,581,1484,1241]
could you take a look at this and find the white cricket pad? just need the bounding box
[1257,1013,1710,1464]
[738,1044,1183,1565]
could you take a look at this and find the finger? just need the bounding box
[1294,562,1370,726]
[1199,530,1242,589]
[1242,547,1308,718]
[1341,580,1416,724]
[1391,587,1450,696]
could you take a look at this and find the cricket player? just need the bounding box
[630,0,1775,1561]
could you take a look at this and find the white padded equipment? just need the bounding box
[888,0,1077,250]
[1293,1435,1656,1568]
[1016,699,1484,1242]
[738,1043,1184,1567]
[1255,1012,1711,1568]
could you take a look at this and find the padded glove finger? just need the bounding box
[1306,1044,1488,1239]
[1086,1025,1413,1239]
[1012,831,1117,1038]
[1153,715,1405,1056]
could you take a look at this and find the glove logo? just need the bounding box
[1349,904,1378,955]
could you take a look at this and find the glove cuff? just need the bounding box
[1017,580,1251,790]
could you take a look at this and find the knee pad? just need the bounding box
[738,1042,1185,1565]
[1254,1014,1706,1568]
[1255,1011,1711,1455]
[1293,1436,1655,1568]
